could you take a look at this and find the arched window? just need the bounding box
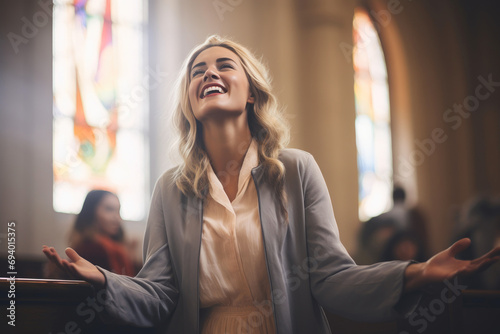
[352,8,393,221]
[53,0,148,221]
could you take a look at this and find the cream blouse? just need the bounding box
[199,139,276,334]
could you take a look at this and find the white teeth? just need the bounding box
[203,86,225,97]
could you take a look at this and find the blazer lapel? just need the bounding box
[178,193,204,333]
[251,166,288,249]
[251,165,292,334]
[252,166,288,284]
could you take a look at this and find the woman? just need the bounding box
[67,190,136,277]
[381,231,427,263]
[43,35,500,334]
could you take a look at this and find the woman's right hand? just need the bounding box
[42,245,106,288]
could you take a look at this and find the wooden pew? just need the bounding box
[450,290,500,334]
[327,289,500,334]
[0,277,155,333]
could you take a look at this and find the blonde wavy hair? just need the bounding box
[172,35,290,219]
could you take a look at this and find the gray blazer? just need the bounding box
[97,148,417,333]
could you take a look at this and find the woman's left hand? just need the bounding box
[404,238,500,292]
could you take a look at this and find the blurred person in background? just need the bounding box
[381,231,427,263]
[454,196,500,290]
[357,186,428,264]
[45,190,137,278]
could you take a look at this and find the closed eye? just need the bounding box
[192,69,204,78]
[191,63,234,78]
[219,63,234,70]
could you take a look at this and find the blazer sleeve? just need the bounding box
[96,176,179,327]
[302,153,419,322]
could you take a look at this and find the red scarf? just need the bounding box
[95,235,136,276]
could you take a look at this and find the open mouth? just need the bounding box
[200,85,227,99]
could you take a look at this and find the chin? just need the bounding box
[195,107,246,122]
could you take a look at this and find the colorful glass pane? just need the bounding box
[53,0,148,220]
[353,8,393,221]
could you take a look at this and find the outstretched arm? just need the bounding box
[302,153,500,322]
[404,238,500,292]
[42,178,179,328]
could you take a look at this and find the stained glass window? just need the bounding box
[353,8,393,221]
[53,0,148,221]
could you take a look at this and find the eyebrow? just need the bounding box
[191,57,237,72]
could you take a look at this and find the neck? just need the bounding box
[202,116,252,176]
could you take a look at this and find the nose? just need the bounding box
[203,67,220,82]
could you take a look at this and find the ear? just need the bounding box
[247,92,255,104]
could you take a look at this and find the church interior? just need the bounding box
[1,0,499,333]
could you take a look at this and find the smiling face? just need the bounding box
[188,46,255,122]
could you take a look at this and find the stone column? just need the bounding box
[296,0,359,253]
